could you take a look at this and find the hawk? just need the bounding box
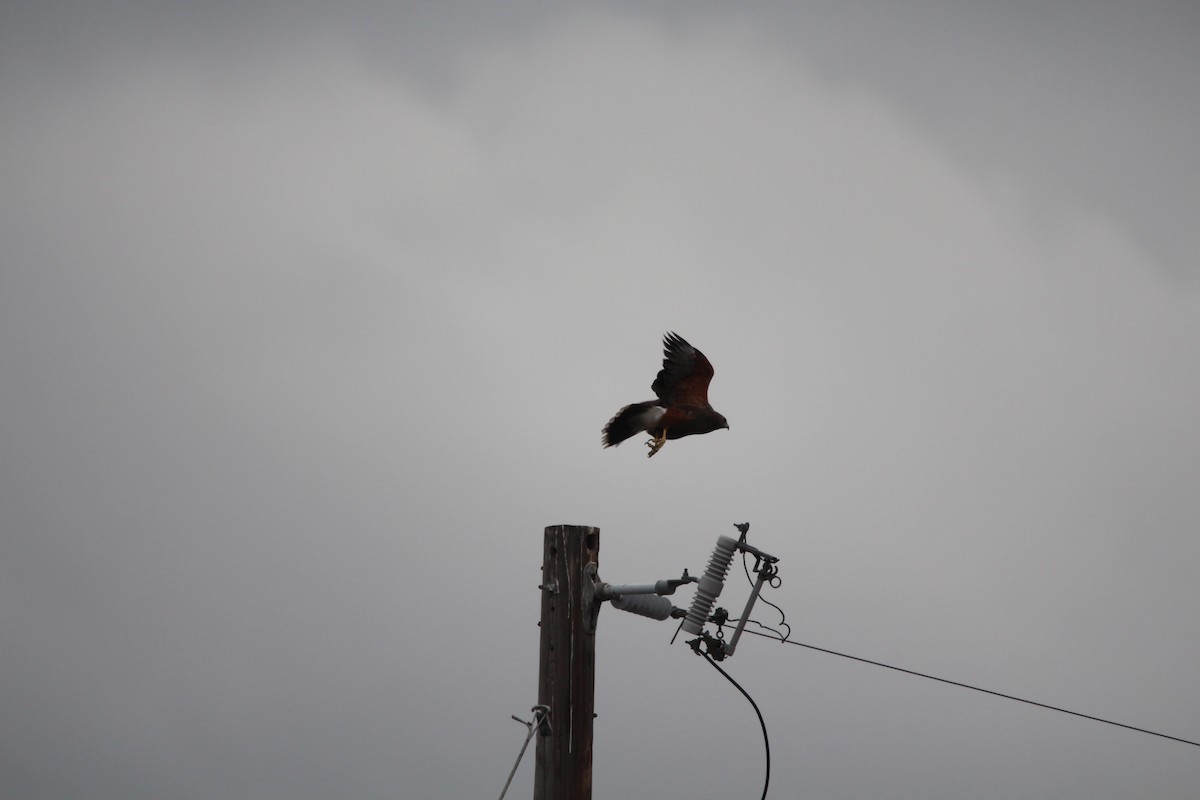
[602,332,729,457]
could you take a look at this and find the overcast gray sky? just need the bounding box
[2,2,1199,798]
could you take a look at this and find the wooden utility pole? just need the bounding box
[534,524,600,800]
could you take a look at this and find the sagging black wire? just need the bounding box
[701,652,771,800]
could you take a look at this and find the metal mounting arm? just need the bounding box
[583,567,696,630]
[595,569,695,601]
[721,558,777,657]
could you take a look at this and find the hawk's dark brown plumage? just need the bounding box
[602,332,729,457]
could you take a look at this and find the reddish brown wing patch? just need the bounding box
[651,332,715,409]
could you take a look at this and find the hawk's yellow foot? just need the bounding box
[646,430,668,458]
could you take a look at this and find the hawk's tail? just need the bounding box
[602,401,663,448]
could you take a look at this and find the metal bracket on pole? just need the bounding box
[582,563,602,634]
[583,564,696,632]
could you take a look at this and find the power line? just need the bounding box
[739,626,1200,749]
[702,653,771,800]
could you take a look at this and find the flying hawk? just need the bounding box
[602,332,729,457]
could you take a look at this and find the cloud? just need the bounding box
[2,8,1198,799]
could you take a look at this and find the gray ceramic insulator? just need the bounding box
[680,535,739,635]
[610,592,675,620]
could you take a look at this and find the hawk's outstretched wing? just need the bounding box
[651,331,714,408]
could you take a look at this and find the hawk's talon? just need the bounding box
[646,430,668,458]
